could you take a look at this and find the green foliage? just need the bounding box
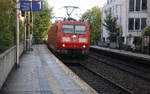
[142,26,150,53]
[81,6,101,44]
[103,10,118,42]
[142,26,150,36]
[0,0,16,53]
[19,23,25,42]
[103,11,117,32]
[133,37,142,45]
[0,0,12,10]
[33,0,53,43]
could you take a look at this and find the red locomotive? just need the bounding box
[47,19,90,55]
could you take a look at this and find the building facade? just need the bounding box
[102,0,150,46]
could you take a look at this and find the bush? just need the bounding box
[142,26,150,54]
[143,26,150,36]
[133,37,142,45]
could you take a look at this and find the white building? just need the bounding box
[102,0,150,46]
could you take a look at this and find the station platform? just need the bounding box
[0,45,98,94]
[91,46,150,62]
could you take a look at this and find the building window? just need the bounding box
[142,0,147,10]
[135,18,140,30]
[136,0,141,11]
[141,18,147,30]
[129,0,135,11]
[129,18,134,30]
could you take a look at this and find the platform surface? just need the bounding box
[91,45,150,61]
[0,45,98,94]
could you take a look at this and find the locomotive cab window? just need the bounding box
[62,24,74,34]
[75,25,86,34]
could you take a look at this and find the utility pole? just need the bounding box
[116,4,122,49]
[148,0,150,53]
[31,11,33,47]
[16,0,20,67]
[27,11,30,51]
[24,12,27,51]
[27,11,33,51]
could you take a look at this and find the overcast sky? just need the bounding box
[47,0,107,20]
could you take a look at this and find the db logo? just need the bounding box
[72,35,77,42]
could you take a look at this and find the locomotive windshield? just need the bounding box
[62,24,74,33]
[62,24,86,34]
[75,25,86,34]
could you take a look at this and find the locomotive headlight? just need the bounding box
[79,38,87,43]
[82,45,86,48]
[62,37,71,42]
[62,44,66,47]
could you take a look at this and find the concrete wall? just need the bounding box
[0,43,24,88]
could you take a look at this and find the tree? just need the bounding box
[142,26,150,54]
[81,6,101,44]
[143,26,150,36]
[103,10,118,42]
[33,0,53,43]
[0,0,16,53]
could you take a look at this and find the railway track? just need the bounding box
[80,64,133,94]
[89,52,150,81]
[54,48,150,94]
[67,63,132,94]
[80,51,150,94]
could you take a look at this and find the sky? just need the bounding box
[47,0,107,20]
